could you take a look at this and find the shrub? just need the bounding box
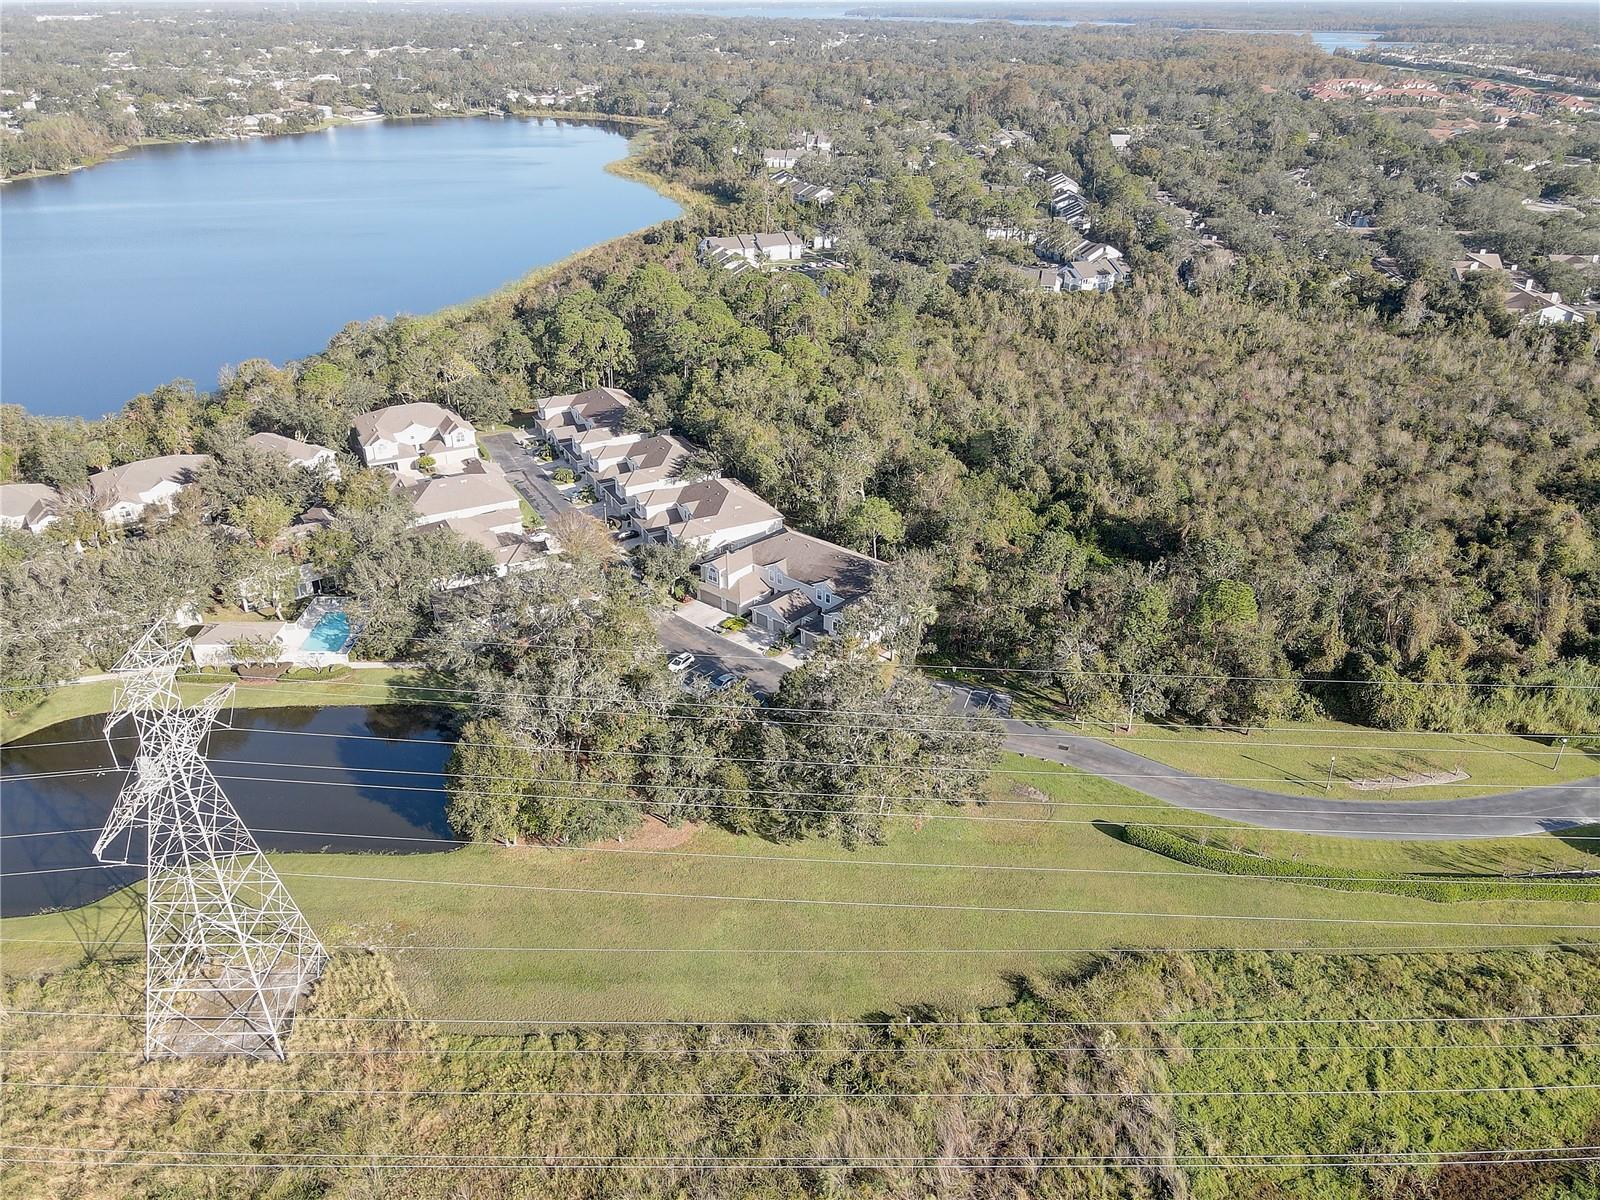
[281,665,354,682]
[552,467,576,485]
[1117,823,1600,904]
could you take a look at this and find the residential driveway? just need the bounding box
[481,432,571,524]
[943,685,1600,841]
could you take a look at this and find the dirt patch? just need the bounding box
[1348,768,1469,791]
[611,815,701,851]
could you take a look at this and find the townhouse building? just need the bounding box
[352,401,477,477]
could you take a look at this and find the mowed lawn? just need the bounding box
[6,755,1598,1024]
[1071,719,1599,801]
[931,667,1599,801]
[0,670,430,742]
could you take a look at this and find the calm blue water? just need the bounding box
[1,118,680,419]
[647,5,1381,50]
[0,706,454,917]
[303,611,353,654]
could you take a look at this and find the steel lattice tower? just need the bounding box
[94,626,327,1059]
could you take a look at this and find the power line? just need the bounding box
[20,713,1600,759]
[9,859,1600,928]
[272,871,1600,928]
[10,764,1600,836]
[12,1008,1598,1028]
[8,614,1600,689]
[13,760,1600,829]
[15,697,1597,743]
[9,1156,1596,1172]
[122,670,1600,727]
[71,864,1600,929]
[6,1143,1599,1168]
[7,1039,1596,1059]
[74,669,1600,741]
[13,1079,1599,1101]
[13,719,1599,799]
[25,713,1587,800]
[6,820,1597,888]
[5,935,1589,956]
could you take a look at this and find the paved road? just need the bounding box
[983,705,1600,842]
[485,431,787,696]
[653,614,789,696]
[481,431,572,524]
[485,430,1598,841]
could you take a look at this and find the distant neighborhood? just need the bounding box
[2,387,882,664]
[0,400,563,667]
[698,230,838,277]
[531,385,880,648]
[1450,249,1592,326]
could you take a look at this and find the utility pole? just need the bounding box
[93,625,326,1060]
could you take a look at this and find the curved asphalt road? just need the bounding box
[484,432,1596,843]
[998,715,1600,841]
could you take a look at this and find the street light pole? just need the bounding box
[1555,737,1568,770]
[1326,755,1336,793]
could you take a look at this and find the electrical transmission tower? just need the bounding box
[94,626,327,1060]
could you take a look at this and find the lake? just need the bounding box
[648,5,1383,51]
[1,705,454,918]
[1,118,681,420]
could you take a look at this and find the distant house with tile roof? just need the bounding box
[773,171,836,206]
[404,460,548,577]
[698,231,807,267]
[1503,286,1586,325]
[1452,249,1508,281]
[594,434,697,516]
[698,529,879,647]
[627,477,784,557]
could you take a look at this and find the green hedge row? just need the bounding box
[1119,823,1599,904]
[279,665,353,682]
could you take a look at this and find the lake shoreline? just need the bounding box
[3,115,683,421]
[0,107,665,186]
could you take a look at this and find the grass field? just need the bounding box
[7,947,1598,1199]
[931,666,1599,800]
[6,754,1597,1024]
[0,668,423,742]
[1074,718,1599,800]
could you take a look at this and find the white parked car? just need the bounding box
[667,652,696,673]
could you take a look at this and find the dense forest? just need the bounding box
[2,6,1598,738]
[9,215,1596,732]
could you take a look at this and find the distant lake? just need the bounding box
[647,4,1383,51]
[1,118,680,420]
[0,706,454,917]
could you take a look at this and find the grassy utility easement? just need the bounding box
[6,948,1599,1200]
[0,669,434,743]
[6,756,1597,1023]
[933,665,1597,800]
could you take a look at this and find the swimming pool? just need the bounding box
[301,609,353,654]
